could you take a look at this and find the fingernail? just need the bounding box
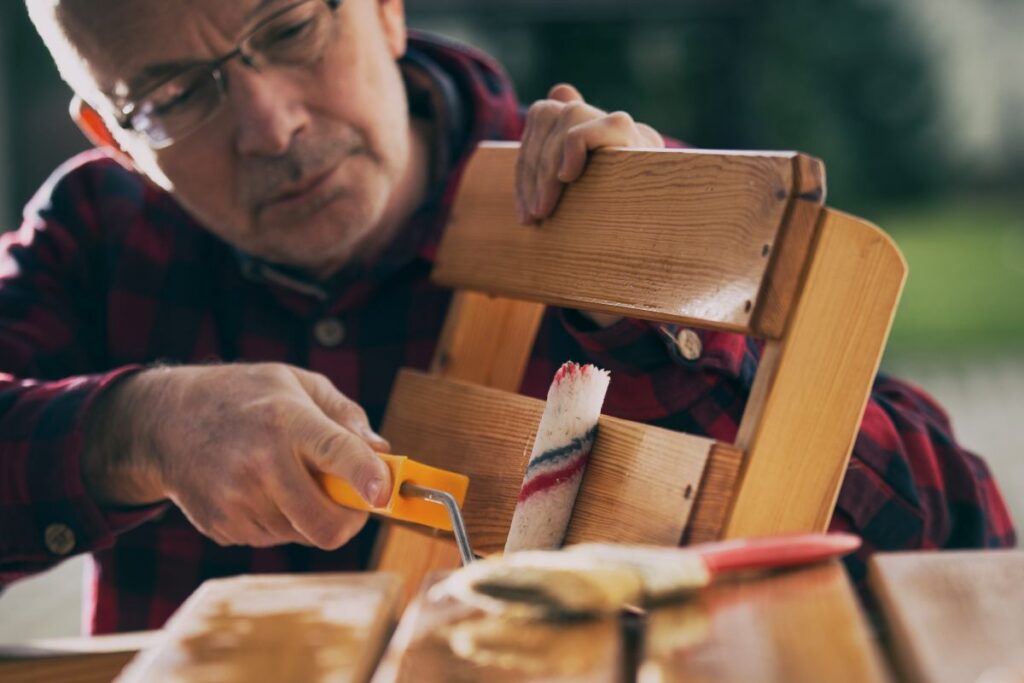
[362,425,387,445]
[363,477,387,506]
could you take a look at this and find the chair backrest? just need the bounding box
[370,142,906,597]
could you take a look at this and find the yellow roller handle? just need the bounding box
[317,454,469,532]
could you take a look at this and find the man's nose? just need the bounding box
[226,63,309,157]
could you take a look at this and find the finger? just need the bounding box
[250,498,309,546]
[637,122,666,147]
[292,369,390,452]
[547,83,583,104]
[270,459,371,549]
[290,409,392,507]
[517,100,562,224]
[225,517,283,548]
[533,100,603,219]
[558,112,641,184]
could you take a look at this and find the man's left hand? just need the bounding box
[516,83,665,225]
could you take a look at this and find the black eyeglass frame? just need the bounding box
[110,0,343,148]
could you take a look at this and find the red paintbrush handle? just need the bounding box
[695,532,862,575]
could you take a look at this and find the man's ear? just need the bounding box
[69,96,134,166]
[377,0,407,58]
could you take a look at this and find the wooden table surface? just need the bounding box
[12,550,1020,683]
[374,559,892,683]
[869,549,1024,683]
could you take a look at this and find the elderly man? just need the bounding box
[1,0,1014,633]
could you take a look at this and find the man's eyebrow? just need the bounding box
[124,61,206,99]
[245,0,290,23]
[118,0,293,99]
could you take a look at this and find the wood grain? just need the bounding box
[751,152,826,338]
[0,631,159,683]
[681,443,745,544]
[647,561,892,683]
[726,209,906,537]
[434,142,795,333]
[116,573,401,682]
[869,550,1024,683]
[430,290,545,390]
[373,288,545,601]
[371,573,622,683]
[381,369,713,553]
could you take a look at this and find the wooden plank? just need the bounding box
[0,650,137,683]
[116,573,401,682]
[647,561,892,683]
[869,550,1024,683]
[435,142,795,333]
[430,290,545,390]
[681,443,745,544]
[726,209,906,537]
[751,152,826,337]
[381,369,713,553]
[373,291,544,603]
[0,631,159,683]
[371,573,623,683]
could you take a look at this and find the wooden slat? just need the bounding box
[0,650,136,683]
[647,561,892,683]
[726,209,906,537]
[751,152,826,337]
[371,574,622,683]
[381,369,713,554]
[681,443,745,544]
[374,291,543,602]
[869,550,1024,683]
[430,290,545,389]
[435,142,796,333]
[117,573,401,682]
[0,631,159,683]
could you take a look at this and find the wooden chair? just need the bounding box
[79,143,906,680]
[370,141,907,600]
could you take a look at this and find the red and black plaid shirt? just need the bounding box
[0,34,1015,634]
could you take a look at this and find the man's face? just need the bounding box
[51,0,412,276]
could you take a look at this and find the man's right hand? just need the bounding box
[82,363,392,550]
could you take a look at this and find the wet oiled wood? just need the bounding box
[371,574,623,683]
[681,443,745,544]
[0,630,158,683]
[751,152,826,338]
[380,369,713,554]
[646,561,892,683]
[435,143,799,334]
[869,550,1024,683]
[727,209,906,537]
[116,573,401,682]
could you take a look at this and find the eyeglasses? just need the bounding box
[111,0,342,149]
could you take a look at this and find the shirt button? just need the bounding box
[675,328,703,361]
[313,317,346,348]
[44,523,76,556]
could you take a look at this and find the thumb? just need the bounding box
[292,411,393,507]
[548,82,583,103]
[291,369,391,452]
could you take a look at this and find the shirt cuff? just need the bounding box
[1,366,167,566]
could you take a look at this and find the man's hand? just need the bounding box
[515,83,665,225]
[82,363,392,550]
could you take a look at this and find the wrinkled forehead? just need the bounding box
[39,0,290,99]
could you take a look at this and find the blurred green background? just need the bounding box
[0,0,1020,640]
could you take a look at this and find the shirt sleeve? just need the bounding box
[1,156,166,586]
[832,373,1017,585]
[558,312,1016,572]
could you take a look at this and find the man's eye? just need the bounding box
[265,19,314,45]
[151,82,201,115]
